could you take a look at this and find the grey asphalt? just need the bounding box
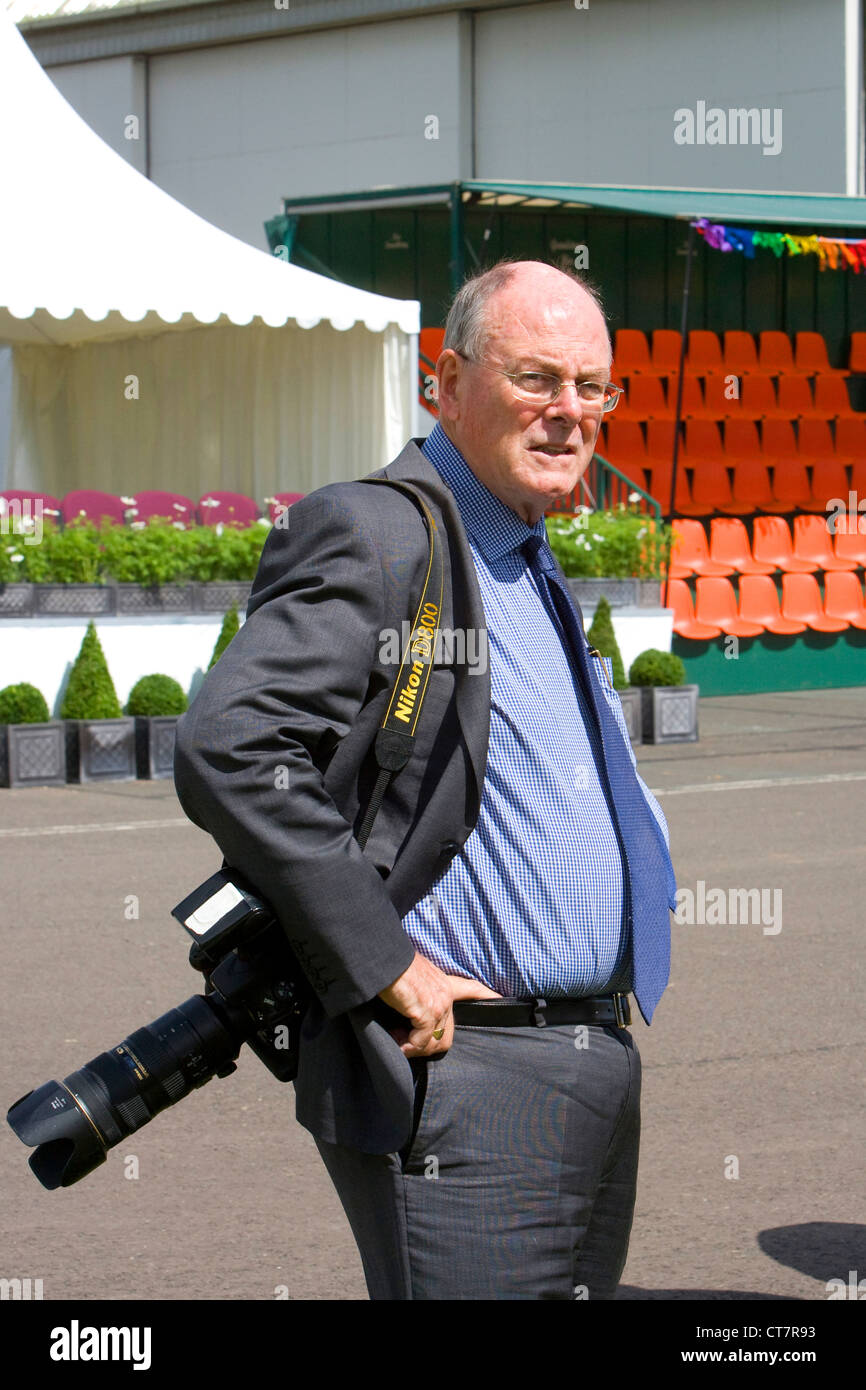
[1,688,864,1301]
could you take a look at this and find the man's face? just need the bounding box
[436,268,612,525]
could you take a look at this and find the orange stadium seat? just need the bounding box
[823,572,866,628]
[795,332,848,377]
[792,514,858,571]
[781,574,848,631]
[723,331,759,376]
[833,513,866,567]
[651,330,683,375]
[849,333,866,374]
[709,518,775,575]
[614,329,653,374]
[694,577,763,636]
[752,516,817,572]
[738,575,806,634]
[669,520,731,577]
[758,331,799,375]
[835,417,866,461]
[668,579,723,638]
[815,376,860,420]
[777,376,817,418]
[688,330,724,374]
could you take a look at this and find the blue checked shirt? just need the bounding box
[400,423,671,999]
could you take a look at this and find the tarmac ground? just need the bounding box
[1,688,864,1303]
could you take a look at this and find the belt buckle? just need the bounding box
[612,993,631,1028]
[531,997,548,1028]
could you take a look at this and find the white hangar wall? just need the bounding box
[34,0,854,257]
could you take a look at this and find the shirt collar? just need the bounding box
[420,421,546,562]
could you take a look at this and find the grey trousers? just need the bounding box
[314,1020,642,1300]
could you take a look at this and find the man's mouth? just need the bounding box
[530,443,576,457]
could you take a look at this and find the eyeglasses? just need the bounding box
[457,353,623,412]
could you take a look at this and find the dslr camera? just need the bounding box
[7,868,309,1189]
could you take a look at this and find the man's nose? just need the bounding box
[545,382,587,421]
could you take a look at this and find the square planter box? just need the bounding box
[616,688,643,746]
[196,582,252,613]
[65,718,137,782]
[134,715,180,779]
[0,721,66,787]
[116,584,196,615]
[639,685,699,744]
[35,584,115,617]
[0,583,34,618]
[567,578,639,611]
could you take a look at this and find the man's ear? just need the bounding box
[435,349,461,423]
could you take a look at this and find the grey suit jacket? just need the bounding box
[173,440,490,1153]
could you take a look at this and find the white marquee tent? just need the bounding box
[0,13,421,501]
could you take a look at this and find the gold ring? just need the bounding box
[432,1028,445,1040]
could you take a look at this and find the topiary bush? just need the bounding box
[628,648,687,688]
[125,674,188,717]
[0,682,51,724]
[586,596,627,690]
[60,621,122,719]
[208,604,240,669]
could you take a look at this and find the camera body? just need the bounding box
[7,867,310,1188]
[173,867,309,1082]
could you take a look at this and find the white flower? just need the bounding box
[120,496,136,506]
[172,522,186,531]
[637,526,647,539]
[256,516,270,526]
[78,509,86,516]
[10,552,24,563]
[628,491,641,503]
[45,508,60,516]
[215,522,224,538]
[129,521,146,530]
[583,540,592,550]
[124,507,139,517]
[172,503,186,512]
[592,533,605,542]
[201,497,219,508]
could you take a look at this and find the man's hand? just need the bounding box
[378,953,501,1058]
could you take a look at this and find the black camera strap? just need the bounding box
[355,477,444,852]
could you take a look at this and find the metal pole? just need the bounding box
[449,182,465,295]
[663,220,696,608]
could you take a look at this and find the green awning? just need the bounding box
[462,181,866,231]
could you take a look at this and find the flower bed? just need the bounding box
[545,505,672,580]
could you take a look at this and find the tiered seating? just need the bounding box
[669,513,866,638]
[606,328,865,523]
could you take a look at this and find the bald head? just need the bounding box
[435,259,613,525]
[443,260,610,365]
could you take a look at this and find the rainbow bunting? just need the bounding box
[692,218,866,272]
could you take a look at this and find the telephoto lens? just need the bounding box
[7,868,307,1189]
[7,994,244,1189]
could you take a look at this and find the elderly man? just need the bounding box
[173,259,676,1301]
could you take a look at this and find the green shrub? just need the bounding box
[208,605,240,669]
[628,648,687,688]
[22,519,105,584]
[125,674,188,717]
[546,507,671,580]
[586,596,627,690]
[100,519,195,586]
[0,682,50,724]
[60,622,122,719]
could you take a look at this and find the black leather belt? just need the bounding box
[452,993,631,1029]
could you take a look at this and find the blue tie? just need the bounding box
[521,533,676,1024]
